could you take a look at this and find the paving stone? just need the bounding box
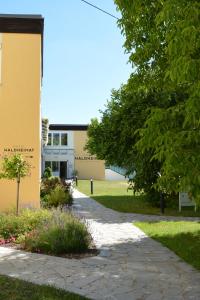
[0,189,199,300]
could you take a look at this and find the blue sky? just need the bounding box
[0,0,131,124]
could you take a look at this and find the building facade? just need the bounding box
[0,15,43,212]
[43,124,105,180]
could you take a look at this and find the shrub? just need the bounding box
[41,177,73,209]
[40,177,61,198]
[43,185,73,209]
[43,167,52,179]
[0,209,51,240]
[23,212,90,255]
[0,214,24,239]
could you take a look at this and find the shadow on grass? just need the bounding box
[89,194,200,217]
[74,196,200,227]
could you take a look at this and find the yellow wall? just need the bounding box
[74,131,105,180]
[0,33,41,212]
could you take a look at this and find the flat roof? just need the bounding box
[49,124,89,131]
[0,14,44,75]
[0,14,44,34]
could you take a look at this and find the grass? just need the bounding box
[135,221,200,270]
[0,274,88,300]
[77,180,200,216]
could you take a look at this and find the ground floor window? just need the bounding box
[44,161,68,179]
[45,161,51,169]
[52,161,59,172]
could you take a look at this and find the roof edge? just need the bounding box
[49,124,89,131]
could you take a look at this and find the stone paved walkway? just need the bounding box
[0,190,200,300]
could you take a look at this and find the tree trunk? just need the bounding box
[16,174,20,216]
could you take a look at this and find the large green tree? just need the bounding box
[114,0,200,201]
[86,76,161,196]
[87,0,200,202]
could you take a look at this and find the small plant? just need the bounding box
[42,185,73,210]
[23,212,90,255]
[43,167,52,179]
[0,154,31,215]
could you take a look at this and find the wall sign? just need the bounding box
[0,145,35,162]
[3,147,34,153]
[75,156,97,161]
[0,145,36,177]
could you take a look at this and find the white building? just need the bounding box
[42,124,105,180]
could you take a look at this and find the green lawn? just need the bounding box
[0,274,88,300]
[77,180,200,217]
[135,221,200,270]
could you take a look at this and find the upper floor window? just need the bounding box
[53,133,59,146]
[61,133,68,146]
[47,132,68,146]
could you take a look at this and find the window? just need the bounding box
[53,133,59,146]
[44,161,59,173]
[47,132,68,146]
[61,133,68,146]
[47,133,52,145]
[52,161,59,172]
[45,161,51,169]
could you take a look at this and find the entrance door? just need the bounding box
[60,161,67,179]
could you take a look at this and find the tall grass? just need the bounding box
[23,211,91,255]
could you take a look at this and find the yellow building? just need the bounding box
[0,14,44,212]
[43,124,105,180]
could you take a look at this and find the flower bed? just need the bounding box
[0,209,96,257]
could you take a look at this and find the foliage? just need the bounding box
[43,167,52,179]
[40,177,73,209]
[86,1,200,203]
[135,221,200,270]
[40,176,61,197]
[113,0,200,202]
[0,209,51,240]
[0,154,30,215]
[0,154,30,180]
[0,274,89,300]
[86,80,161,197]
[23,211,90,255]
[42,185,73,209]
[0,209,91,256]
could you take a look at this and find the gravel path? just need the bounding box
[0,190,199,300]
